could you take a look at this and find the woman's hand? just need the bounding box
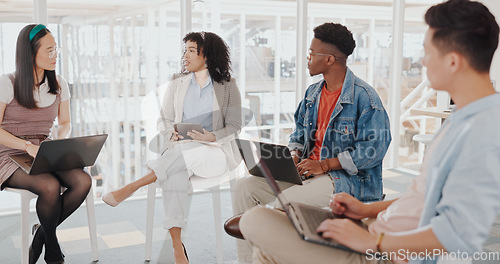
[170,130,183,141]
[26,143,39,158]
[186,129,216,142]
[296,159,323,177]
[316,218,377,254]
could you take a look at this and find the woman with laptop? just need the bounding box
[0,24,92,264]
[102,31,241,264]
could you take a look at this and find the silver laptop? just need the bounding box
[10,134,107,175]
[243,144,367,253]
[235,139,304,185]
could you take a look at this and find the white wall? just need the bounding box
[481,0,500,90]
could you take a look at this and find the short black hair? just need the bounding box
[425,0,499,72]
[313,23,356,57]
[182,31,232,83]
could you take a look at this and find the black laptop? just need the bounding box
[10,134,108,175]
[235,139,303,185]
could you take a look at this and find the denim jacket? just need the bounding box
[288,68,391,202]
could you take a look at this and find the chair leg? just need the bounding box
[145,183,157,261]
[21,192,33,264]
[85,186,99,261]
[211,185,224,264]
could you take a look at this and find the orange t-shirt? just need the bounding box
[309,84,342,160]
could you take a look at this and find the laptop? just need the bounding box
[248,148,367,253]
[10,134,108,175]
[235,139,303,185]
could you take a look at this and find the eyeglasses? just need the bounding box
[48,47,61,59]
[308,50,339,60]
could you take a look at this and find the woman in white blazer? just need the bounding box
[103,31,241,264]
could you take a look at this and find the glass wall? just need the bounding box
[61,4,182,195]
[0,0,444,202]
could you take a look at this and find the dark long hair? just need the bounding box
[14,24,60,109]
[182,31,232,83]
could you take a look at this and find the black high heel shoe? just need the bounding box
[45,259,64,264]
[29,224,42,264]
[182,243,189,262]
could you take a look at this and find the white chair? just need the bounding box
[140,90,238,263]
[5,186,99,264]
[144,172,235,264]
[412,133,435,145]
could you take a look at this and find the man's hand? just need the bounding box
[291,150,301,165]
[186,129,216,142]
[296,159,323,177]
[316,218,377,253]
[330,193,368,220]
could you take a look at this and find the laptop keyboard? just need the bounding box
[25,160,33,166]
[298,205,334,232]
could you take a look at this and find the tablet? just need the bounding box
[174,123,203,140]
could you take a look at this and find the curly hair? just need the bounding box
[425,0,499,73]
[181,31,232,83]
[313,23,356,57]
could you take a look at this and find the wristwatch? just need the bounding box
[24,141,32,151]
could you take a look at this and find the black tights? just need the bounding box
[3,168,91,262]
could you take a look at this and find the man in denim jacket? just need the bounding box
[288,23,391,203]
[240,1,500,263]
[230,23,391,263]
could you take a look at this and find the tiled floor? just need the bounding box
[0,169,499,263]
[1,185,238,264]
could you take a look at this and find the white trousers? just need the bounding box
[232,174,334,263]
[147,141,228,230]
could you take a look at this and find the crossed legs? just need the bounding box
[232,174,334,262]
[3,168,91,263]
[102,142,227,263]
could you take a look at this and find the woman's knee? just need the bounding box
[76,170,92,192]
[65,169,92,193]
[34,175,61,198]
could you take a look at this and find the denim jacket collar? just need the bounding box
[305,67,356,105]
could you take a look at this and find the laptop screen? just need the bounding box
[236,138,303,185]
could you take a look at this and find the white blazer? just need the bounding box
[157,73,242,170]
